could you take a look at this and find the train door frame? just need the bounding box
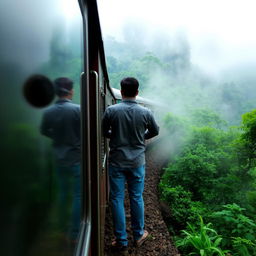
[87,1,105,254]
[77,0,109,255]
[76,1,92,255]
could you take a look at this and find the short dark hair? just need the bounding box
[54,77,73,97]
[120,77,139,97]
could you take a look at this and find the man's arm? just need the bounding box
[145,110,159,140]
[102,108,112,138]
[40,113,53,138]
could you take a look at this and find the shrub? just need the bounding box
[232,237,256,256]
[159,184,208,231]
[211,204,256,252]
[162,126,239,203]
[176,216,228,256]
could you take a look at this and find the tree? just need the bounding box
[241,109,256,167]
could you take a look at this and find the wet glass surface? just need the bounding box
[0,1,83,255]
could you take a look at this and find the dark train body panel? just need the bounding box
[0,0,113,255]
[1,1,83,256]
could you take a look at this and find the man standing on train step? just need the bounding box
[102,77,159,253]
[40,77,81,244]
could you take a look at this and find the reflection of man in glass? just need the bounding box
[40,77,81,242]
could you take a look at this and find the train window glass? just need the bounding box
[0,0,83,255]
[99,57,104,89]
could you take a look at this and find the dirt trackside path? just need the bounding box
[104,144,180,256]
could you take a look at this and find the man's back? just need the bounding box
[41,99,80,166]
[102,100,159,168]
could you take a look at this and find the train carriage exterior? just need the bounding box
[111,88,155,107]
[0,0,113,255]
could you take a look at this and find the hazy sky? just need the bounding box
[98,0,256,75]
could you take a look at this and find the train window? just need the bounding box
[0,0,83,255]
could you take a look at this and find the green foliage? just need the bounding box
[190,109,227,129]
[164,113,188,134]
[232,237,256,256]
[160,108,256,255]
[3,123,53,203]
[162,126,239,204]
[159,185,208,230]
[176,216,228,256]
[241,109,256,166]
[242,109,256,136]
[40,26,82,104]
[106,52,166,91]
[211,204,256,249]
[246,190,256,212]
[163,143,217,201]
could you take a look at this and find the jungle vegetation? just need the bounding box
[104,35,256,255]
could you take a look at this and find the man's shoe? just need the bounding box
[110,240,128,255]
[135,230,149,247]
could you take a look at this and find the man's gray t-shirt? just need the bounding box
[40,99,80,166]
[102,100,159,168]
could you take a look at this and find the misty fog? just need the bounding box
[98,0,256,127]
[0,0,81,72]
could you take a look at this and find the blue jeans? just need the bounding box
[109,165,145,246]
[56,164,81,240]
